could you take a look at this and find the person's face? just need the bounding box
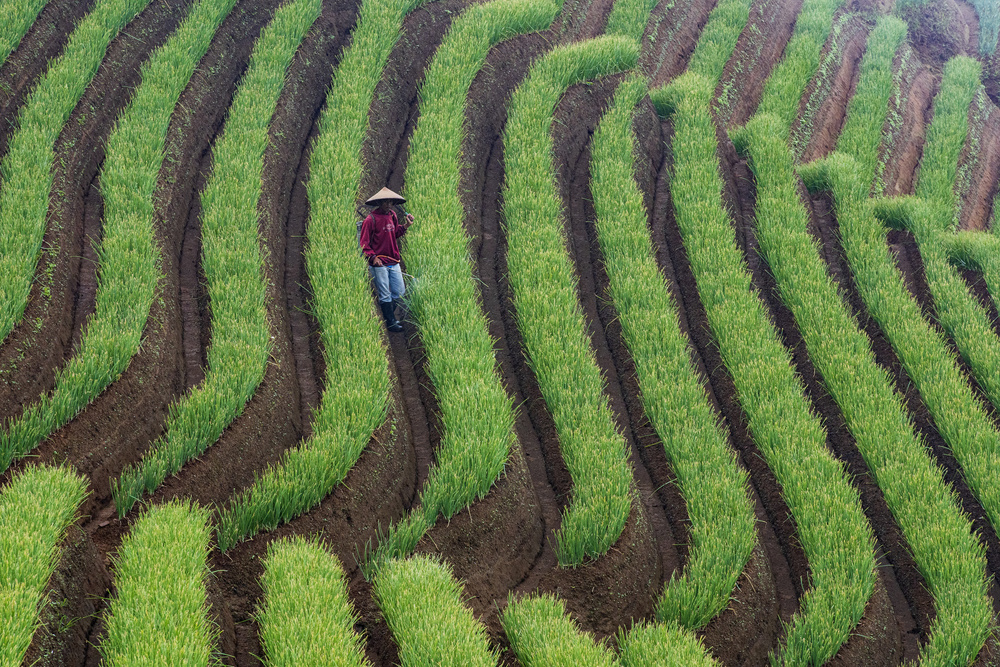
[377,201,391,214]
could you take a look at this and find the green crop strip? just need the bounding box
[745,14,992,666]
[0,0,151,345]
[0,0,53,67]
[501,595,718,667]
[502,35,639,566]
[650,0,878,661]
[100,500,216,666]
[502,595,620,666]
[970,0,999,55]
[215,0,433,551]
[365,0,557,568]
[0,465,87,667]
[0,0,244,476]
[744,0,844,142]
[374,555,498,667]
[258,537,369,667]
[604,0,658,41]
[591,0,756,634]
[618,622,719,667]
[802,53,1000,582]
[111,0,320,515]
[884,58,1000,416]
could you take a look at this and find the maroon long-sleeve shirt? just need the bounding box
[359,209,407,265]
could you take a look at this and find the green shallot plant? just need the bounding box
[0,0,151,345]
[374,555,497,667]
[112,0,321,515]
[593,0,756,632]
[258,537,369,667]
[502,34,639,566]
[100,500,216,666]
[0,465,87,667]
[0,0,53,66]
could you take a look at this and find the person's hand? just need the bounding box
[404,213,414,227]
[372,256,383,267]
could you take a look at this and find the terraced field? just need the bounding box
[3,0,1000,663]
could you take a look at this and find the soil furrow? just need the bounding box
[555,74,681,586]
[646,0,717,88]
[0,0,100,159]
[177,148,211,390]
[715,0,803,130]
[958,94,1000,231]
[284,119,326,437]
[67,173,104,362]
[0,0,191,432]
[658,117,803,635]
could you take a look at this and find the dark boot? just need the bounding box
[380,300,403,332]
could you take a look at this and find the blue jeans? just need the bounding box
[369,263,405,303]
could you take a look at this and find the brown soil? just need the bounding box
[14,0,1000,664]
[715,0,803,129]
[879,43,936,198]
[21,525,110,667]
[957,92,1000,231]
[0,0,99,158]
[795,13,869,163]
[0,0,190,435]
[897,0,969,71]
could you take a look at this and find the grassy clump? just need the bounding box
[970,0,999,55]
[604,0,658,42]
[112,0,320,515]
[0,0,151,345]
[617,622,719,667]
[663,52,876,667]
[597,0,756,631]
[100,500,216,666]
[0,0,52,67]
[367,0,556,566]
[374,556,497,667]
[502,594,719,666]
[0,0,251,476]
[593,72,755,630]
[0,465,87,666]
[746,15,991,666]
[752,0,845,140]
[501,35,639,566]
[214,0,431,551]
[258,537,369,667]
[502,595,620,667]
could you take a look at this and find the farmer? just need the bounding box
[359,187,414,332]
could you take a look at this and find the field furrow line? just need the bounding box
[112,0,321,515]
[215,0,438,550]
[367,0,556,571]
[0,0,152,345]
[747,13,993,665]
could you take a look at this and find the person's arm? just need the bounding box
[393,210,412,239]
[359,215,380,265]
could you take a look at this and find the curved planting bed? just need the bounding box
[5,0,1000,663]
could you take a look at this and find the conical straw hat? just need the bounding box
[365,187,405,205]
